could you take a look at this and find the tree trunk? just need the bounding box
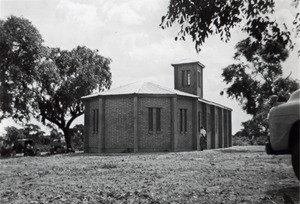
[63,128,73,151]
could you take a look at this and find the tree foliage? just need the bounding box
[22,124,45,143]
[0,16,44,121]
[71,124,84,150]
[160,0,299,52]
[4,126,25,144]
[34,46,111,149]
[0,16,112,150]
[241,106,270,138]
[221,39,299,116]
[222,39,299,140]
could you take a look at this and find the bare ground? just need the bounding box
[0,146,299,204]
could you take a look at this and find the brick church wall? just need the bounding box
[177,97,194,151]
[173,63,203,97]
[104,96,134,152]
[137,97,172,152]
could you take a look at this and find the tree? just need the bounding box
[0,16,112,150]
[221,38,299,116]
[34,46,111,150]
[4,126,25,144]
[49,128,63,140]
[160,0,299,52]
[70,124,84,150]
[241,106,270,137]
[0,16,44,121]
[23,124,45,144]
[222,39,299,141]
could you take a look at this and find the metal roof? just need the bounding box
[198,98,232,111]
[82,82,199,99]
[82,81,232,110]
[171,59,205,68]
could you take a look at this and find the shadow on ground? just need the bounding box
[215,148,265,154]
[64,151,172,158]
[263,186,300,204]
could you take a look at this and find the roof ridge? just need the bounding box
[171,59,205,68]
[82,81,199,99]
[137,81,145,93]
[103,81,142,94]
[198,98,232,111]
[148,82,174,93]
[112,81,139,90]
[173,89,199,98]
[149,82,199,98]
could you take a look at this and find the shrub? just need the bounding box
[253,136,268,145]
[233,136,251,146]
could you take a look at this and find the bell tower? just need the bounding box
[172,59,205,98]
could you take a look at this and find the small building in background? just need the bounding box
[82,60,232,153]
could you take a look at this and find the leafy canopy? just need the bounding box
[160,0,298,52]
[0,16,44,121]
[35,46,111,130]
[0,16,112,149]
[221,38,299,116]
[34,46,111,148]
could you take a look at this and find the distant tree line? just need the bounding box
[0,124,84,152]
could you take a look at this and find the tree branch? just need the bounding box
[66,111,84,129]
[42,113,63,130]
[285,71,292,79]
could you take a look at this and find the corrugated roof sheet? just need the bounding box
[82,82,232,110]
[171,58,205,68]
[82,82,199,99]
[198,98,232,111]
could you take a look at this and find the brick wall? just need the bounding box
[224,110,228,147]
[177,97,193,151]
[173,63,203,97]
[218,107,223,148]
[138,97,172,152]
[84,94,233,153]
[104,96,134,152]
[228,110,232,147]
[197,102,203,150]
[206,104,211,149]
[214,106,219,148]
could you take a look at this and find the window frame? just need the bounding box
[198,71,201,88]
[198,111,201,133]
[92,109,99,134]
[187,70,191,86]
[181,70,191,87]
[156,108,161,132]
[180,108,188,134]
[148,107,162,133]
[148,107,154,132]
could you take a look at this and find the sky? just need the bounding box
[0,0,299,136]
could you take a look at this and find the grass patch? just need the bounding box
[100,163,117,169]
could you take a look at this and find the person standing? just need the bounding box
[200,125,207,151]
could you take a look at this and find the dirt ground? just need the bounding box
[0,146,299,204]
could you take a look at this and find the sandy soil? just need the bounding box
[0,146,299,204]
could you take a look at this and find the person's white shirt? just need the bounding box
[200,128,206,137]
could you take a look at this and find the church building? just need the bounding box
[82,60,232,153]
